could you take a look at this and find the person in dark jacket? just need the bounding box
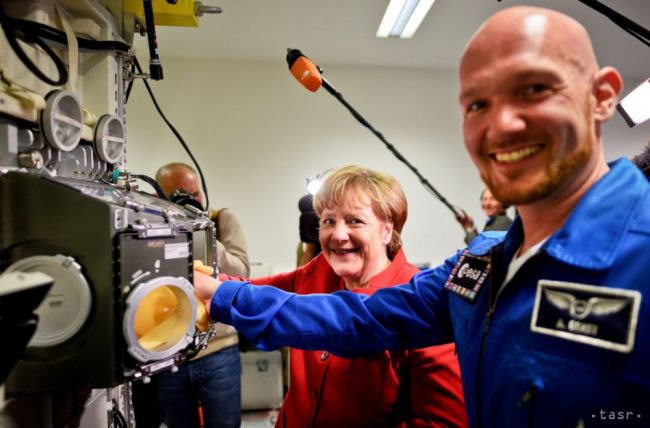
[456,188,512,244]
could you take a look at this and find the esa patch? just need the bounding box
[530,280,641,353]
[444,249,490,303]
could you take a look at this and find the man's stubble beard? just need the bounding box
[484,104,596,206]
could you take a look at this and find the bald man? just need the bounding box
[194,7,650,427]
[155,162,250,277]
[154,162,249,428]
[156,162,205,208]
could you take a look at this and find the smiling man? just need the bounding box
[195,6,650,427]
[458,8,618,254]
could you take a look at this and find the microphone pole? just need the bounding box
[286,48,463,219]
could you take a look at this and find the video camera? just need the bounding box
[169,188,205,211]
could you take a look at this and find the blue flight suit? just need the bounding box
[211,159,650,427]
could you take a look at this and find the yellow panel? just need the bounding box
[123,0,199,28]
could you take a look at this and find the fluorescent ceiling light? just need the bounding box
[617,78,650,127]
[376,0,435,39]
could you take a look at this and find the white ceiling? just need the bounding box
[146,0,649,79]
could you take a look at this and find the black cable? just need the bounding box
[1,3,133,87]
[133,56,210,209]
[142,0,164,80]
[111,399,128,428]
[0,2,68,86]
[320,77,462,218]
[11,18,131,52]
[132,173,171,201]
[615,22,650,48]
[578,0,650,47]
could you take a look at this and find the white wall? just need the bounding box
[126,59,649,274]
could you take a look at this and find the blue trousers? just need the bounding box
[158,345,242,428]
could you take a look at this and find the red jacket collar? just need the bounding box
[306,248,413,294]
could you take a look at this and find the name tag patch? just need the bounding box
[530,280,641,353]
[444,249,489,303]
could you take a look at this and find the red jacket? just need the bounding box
[240,249,467,427]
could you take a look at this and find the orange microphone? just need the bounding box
[286,49,323,92]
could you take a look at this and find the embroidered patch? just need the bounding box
[530,280,641,353]
[444,249,490,303]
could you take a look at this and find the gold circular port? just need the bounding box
[133,285,193,352]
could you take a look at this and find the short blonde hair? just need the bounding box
[313,165,408,259]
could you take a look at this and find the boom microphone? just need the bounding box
[287,49,323,92]
[285,48,464,220]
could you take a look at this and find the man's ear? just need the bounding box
[592,66,623,122]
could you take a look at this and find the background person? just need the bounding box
[156,162,249,428]
[194,6,650,427]
[296,193,321,267]
[223,166,466,427]
[156,161,205,208]
[455,188,512,244]
[156,162,250,277]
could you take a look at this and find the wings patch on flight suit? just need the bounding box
[530,280,641,353]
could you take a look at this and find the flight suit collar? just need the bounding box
[543,158,646,270]
[467,159,647,270]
